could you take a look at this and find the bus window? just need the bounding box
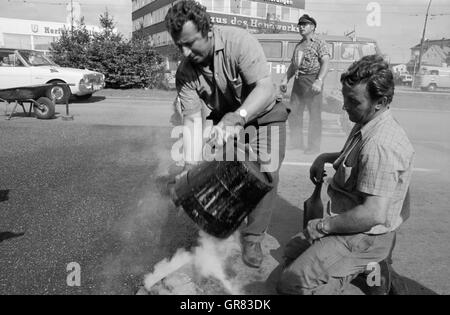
[341,43,361,60]
[361,43,377,56]
[260,41,283,59]
[326,42,334,59]
[287,42,297,60]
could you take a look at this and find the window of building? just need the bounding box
[214,0,226,13]
[290,8,301,23]
[230,0,240,14]
[33,36,57,51]
[241,0,252,16]
[267,4,277,20]
[281,7,290,21]
[3,34,32,50]
[202,0,213,10]
[256,2,266,18]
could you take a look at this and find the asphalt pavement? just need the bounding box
[0,90,448,295]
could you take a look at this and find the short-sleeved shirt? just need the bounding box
[176,26,288,125]
[291,34,330,75]
[327,110,415,235]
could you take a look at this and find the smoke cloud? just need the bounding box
[144,231,242,295]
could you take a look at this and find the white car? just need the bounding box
[0,48,105,103]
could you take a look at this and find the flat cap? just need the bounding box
[298,14,317,27]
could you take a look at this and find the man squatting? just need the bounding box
[277,55,414,295]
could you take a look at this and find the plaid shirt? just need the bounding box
[291,34,330,76]
[327,110,415,235]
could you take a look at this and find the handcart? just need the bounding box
[0,83,67,120]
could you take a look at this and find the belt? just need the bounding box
[295,70,319,79]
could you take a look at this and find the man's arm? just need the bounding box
[236,76,275,123]
[176,65,204,166]
[317,55,330,82]
[324,194,390,234]
[311,54,330,93]
[183,111,203,165]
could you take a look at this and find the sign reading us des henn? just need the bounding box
[210,13,301,33]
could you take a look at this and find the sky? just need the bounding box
[0,0,132,37]
[0,0,449,63]
[306,0,450,63]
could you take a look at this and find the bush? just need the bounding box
[50,13,167,89]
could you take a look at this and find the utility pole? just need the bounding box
[417,0,433,74]
[70,0,74,36]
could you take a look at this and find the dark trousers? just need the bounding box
[288,75,322,150]
[240,121,287,242]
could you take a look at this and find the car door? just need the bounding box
[0,50,32,89]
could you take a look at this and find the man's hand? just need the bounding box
[174,162,198,181]
[304,219,327,242]
[209,112,245,147]
[311,79,323,94]
[310,155,327,185]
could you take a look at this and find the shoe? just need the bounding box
[242,241,263,268]
[304,147,320,155]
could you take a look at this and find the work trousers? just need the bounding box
[277,232,396,295]
[239,121,287,243]
[288,75,323,150]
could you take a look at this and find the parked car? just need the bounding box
[400,74,413,86]
[0,48,105,103]
[253,33,381,134]
[413,67,450,92]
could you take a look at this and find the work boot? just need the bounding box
[242,241,263,268]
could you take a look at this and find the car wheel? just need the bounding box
[46,81,71,104]
[33,97,55,119]
[75,93,93,101]
[427,84,437,92]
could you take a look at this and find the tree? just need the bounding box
[49,12,167,89]
[50,18,91,69]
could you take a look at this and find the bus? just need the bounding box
[253,33,381,133]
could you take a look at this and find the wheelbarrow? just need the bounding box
[0,83,68,120]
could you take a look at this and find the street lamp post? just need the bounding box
[417,0,433,74]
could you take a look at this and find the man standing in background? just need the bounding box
[281,14,330,154]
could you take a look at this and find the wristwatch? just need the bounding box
[237,109,248,125]
[316,218,329,235]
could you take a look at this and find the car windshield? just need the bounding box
[18,50,56,66]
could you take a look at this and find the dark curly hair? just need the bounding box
[341,55,395,104]
[165,0,211,39]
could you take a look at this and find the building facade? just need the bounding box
[132,0,306,49]
[0,17,100,52]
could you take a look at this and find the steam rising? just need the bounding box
[144,231,241,295]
